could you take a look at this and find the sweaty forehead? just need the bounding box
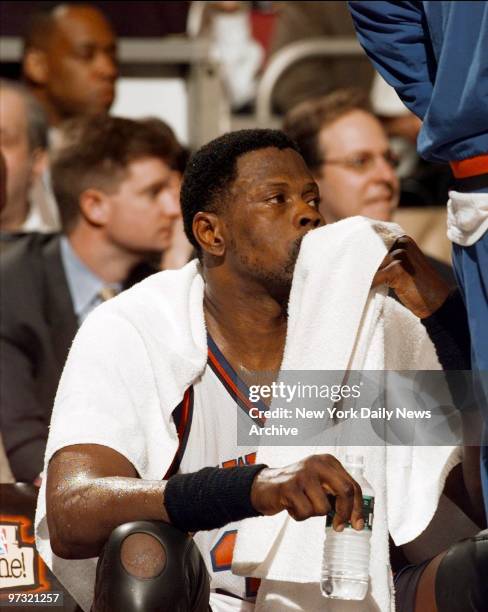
[234,147,312,188]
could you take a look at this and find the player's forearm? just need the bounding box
[47,453,365,560]
[48,477,169,559]
[47,465,265,559]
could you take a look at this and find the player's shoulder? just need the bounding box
[80,262,200,338]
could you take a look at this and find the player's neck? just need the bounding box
[203,280,287,373]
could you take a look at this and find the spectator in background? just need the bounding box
[0,79,55,234]
[283,88,454,286]
[268,1,373,114]
[0,116,183,483]
[0,151,14,483]
[140,118,194,270]
[0,150,6,211]
[16,3,118,233]
[189,1,263,111]
[22,3,118,126]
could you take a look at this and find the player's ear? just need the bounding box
[192,211,226,257]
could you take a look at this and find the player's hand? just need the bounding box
[250,454,364,531]
[372,235,451,319]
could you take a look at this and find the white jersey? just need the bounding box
[172,336,265,611]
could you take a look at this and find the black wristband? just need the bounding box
[164,464,268,532]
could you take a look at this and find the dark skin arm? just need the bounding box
[47,444,364,559]
[46,445,167,559]
[372,235,451,319]
[373,235,485,525]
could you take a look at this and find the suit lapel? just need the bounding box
[42,236,78,370]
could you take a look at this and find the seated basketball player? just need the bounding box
[38,130,486,612]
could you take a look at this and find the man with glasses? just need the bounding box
[283,88,454,285]
[284,88,401,224]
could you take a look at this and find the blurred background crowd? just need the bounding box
[0,2,474,606]
[0,0,455,486]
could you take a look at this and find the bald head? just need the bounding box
[23,4,118,125]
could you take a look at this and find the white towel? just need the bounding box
[232,218,461,612]
[35,259,208,612]
[35,219,459,611]
[447,190,488,246]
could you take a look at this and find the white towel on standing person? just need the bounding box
[232,217,461,612]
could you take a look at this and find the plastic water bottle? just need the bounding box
[320,454,374,600]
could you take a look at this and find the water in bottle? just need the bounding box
[320,454,374,600]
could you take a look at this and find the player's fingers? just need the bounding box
[376,252,395,272]
[316,460,364,531]
[390,235,410,249]
[283,484,315,521]
[371,260,402,287]
[350,482,365,531]
[317,470,355,530]
[331,478,357,531]
[333,479,363,532]
[388,248,408,260]
[303,478,333,516]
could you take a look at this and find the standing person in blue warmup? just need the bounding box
[348,0,488,520]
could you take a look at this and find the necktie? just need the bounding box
[98,286,119,302]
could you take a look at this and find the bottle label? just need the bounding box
[325,494,374,531]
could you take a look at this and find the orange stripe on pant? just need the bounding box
[450,154,488,179]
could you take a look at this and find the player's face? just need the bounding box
[222,147,323,291]
[104,157,181,255]
[316,110,400,224]
[44,6,118,119]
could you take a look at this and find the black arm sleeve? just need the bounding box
[421,289,471,371]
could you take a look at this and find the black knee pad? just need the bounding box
[435,529,488,612]
[92,521,210,612]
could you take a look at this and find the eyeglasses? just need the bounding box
[322,151,400,173]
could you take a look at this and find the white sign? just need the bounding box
[0,525,36,590]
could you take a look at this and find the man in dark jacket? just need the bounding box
[0,115,183,482]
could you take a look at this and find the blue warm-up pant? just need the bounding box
[452,230,488,519]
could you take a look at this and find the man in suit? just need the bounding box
[0,115,183,482]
